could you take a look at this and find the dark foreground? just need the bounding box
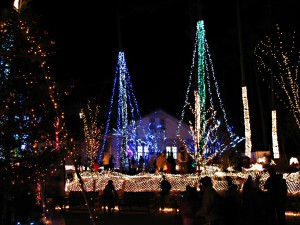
[63,211,182,225]
[61,210,300,225]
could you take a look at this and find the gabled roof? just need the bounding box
[137,109,191,139]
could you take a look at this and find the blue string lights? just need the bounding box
[100,51,147,170]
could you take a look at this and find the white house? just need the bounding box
[105,109,192,170]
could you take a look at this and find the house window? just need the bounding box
[137,146,143,158]
[166,146,177,159]
[172,146,177,159]
[137,145,148,159]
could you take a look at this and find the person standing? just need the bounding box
[264,168,288,225]
[102,150,110,171]
[167,153,176,174]
[93,160,99,172]
[276,173,288,225]
[75,153,82,171]
[195,176,222,225]
[102,180,118,214]
[160,175,172,210]
[180,185,198,225]
[222,176,242,225]
[242,175,265,225]
[109,154,115,171]
[130,156,137,174]
[138,155,145,172]
[178,147,188,174]
[156,151,167,173]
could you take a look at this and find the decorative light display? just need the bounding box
[272,110,279,159]
[196,20,207,154]
[66,170,300,216]
[242,86,252,158]
[100,51,147,170]
[0,3,73,220]
[66,170,300,195]
[176,20,245,167]
[80,101,103,169]
[254,24,300,130]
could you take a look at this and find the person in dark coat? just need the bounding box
[242,175,266,225]
[160,175,171,209]
[180,185,198,225]
[167,153,176,174]
[195,176,222,225]
[109,154,115,171]
[264,168,288,225]
[102,180,118,214]
[222,176,242,225]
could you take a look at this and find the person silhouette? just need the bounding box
[109,154,115,171]
[167,153,176,174]
[222,176,242,225]
[160,175,171,210]
[138,155,145,172]
[102,180,118,214]
[264,168,287,225]
[242,175,265,225]
[178,147,188,174]
[195,176,222,225]
[276,173,288,225]
[180,185,198,225]
[102,150,110,171]
[156,151,167,173]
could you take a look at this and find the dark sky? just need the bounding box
[29,0,300,152]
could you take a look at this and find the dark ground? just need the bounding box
[61,210,300,225]
[63,211,182,225]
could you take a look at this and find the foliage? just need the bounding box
[0,4,69,224]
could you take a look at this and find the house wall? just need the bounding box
[103,110,192,171]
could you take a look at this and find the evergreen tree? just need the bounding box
[0,2,69,224]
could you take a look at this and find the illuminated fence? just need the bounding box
[65,168,300,195]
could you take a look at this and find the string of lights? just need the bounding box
[254,24,300,129]
[100,51,147,169]
[80,101,102,169]
[176,20,244,168]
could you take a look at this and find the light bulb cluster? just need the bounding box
[176,20,245,166]
[65,168,300,195]
[100,51,153,169]
[254,24,300,129]
[80,101,102,169]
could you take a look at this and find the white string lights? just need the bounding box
[254,24,300,158]
[100,51,147,169]
[242,86,252,158]
[176,20,244,166]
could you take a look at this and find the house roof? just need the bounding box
[137,109,191,139]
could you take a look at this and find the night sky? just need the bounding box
[20,0,300,153]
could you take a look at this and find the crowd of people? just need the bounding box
[76,146,196,175]
[159,169,288,225]
[75,151,289,225]
[177,167,288,225]
[74,148,289,225]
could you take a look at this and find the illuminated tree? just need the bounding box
[80,101,103,170]
[177,20,244,169]
[254,24,300,157]
[255,25,299,129]
[0,2,69,224]
[100,51,147,171]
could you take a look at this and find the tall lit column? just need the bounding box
[242,86,251,158]
[272,110,279,159]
